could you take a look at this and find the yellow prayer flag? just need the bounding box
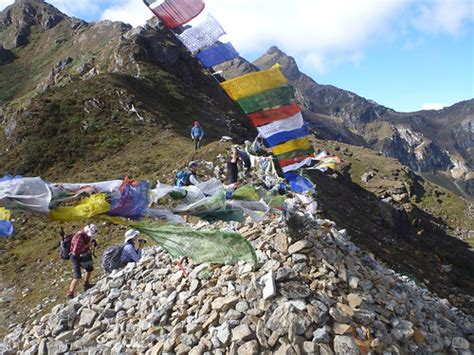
[220,64,288,101]
[0,207,11,220]
[50,193,110,222]
[272,137,312,156]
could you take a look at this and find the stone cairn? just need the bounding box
[1,214,473,354]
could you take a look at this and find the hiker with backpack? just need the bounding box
[176,161,200,187]
[101,229,145,273]
[191,121,204,150]
[66,224,98,299]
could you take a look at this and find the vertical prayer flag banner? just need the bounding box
[247,103,300,126]
[237,86,295,114]
[220,64,287,101]
[196,42,239,68]
[145,0,205,29]
[271,137,312,156]
[177,14,225,53]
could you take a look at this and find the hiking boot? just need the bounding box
[83,283,95,291]
[66,291,74,300]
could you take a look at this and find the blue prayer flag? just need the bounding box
[196,42,239,68]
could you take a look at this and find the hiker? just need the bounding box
[120,229,145,265]
[176,161,200,187]
[191,121,204,150]
[237,148,252,174]
[226,146,239,184]
[67,223,98,299]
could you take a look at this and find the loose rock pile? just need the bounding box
[1,216,473,354]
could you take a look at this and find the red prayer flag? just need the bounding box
[278,153,315,167]
[247,103,301,127]
[150,0,205,29]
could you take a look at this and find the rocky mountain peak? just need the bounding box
[255,46,302,81]
[0,0,66,48]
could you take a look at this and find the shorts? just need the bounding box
[70,252,94,279]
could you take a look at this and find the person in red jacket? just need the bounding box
[66,224,98,299]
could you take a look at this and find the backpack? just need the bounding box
[101,244,126,273]
[175,170,191,187]
[59,229,75,260]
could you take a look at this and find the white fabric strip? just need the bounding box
[257,111,304,139]
[177,14,225,53]
[282,157,315,173]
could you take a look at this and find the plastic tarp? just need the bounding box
[49,193,110,222]
[147,0,205,29]
[257,111,304,139]
[132,223,257,267]
[196,42,239,68]
[228,200,269,222]
[0,220,13,237]
[284,172,314,193]
[237,86,295,115]
[173,189,226,214]
[177,14,225,53]
[0,177,51,213]
[247,103,301,127]
[272,137,312,156]
[195,178,224,197]
[264,125,310,148]
[221,64,287,101]
[107,181,150,219]
[197,208,245,223]
[49,180,122,202]
[144,208,186,224]
[231,185,260,201]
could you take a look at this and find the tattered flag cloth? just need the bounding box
[272,137,312,156]
[107,181,150,219]
[177,14,225,53]
[247,103,301,127]
[0,207,11,220]
[132,223,257,267]
[49,193,110,222]
[263,124,310,148]
[145,0,205,29]
[278,152,315,168]
[276,148,315,161]
[49,180,123,202]
[221,64,287,101]
[0,220,13,237]
[0,176,51,213]
[196,42,239,68]
[282,157,316,173]
[237,85,295,115]
[284,172,314,193]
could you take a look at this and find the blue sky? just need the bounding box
[1,0,473,112]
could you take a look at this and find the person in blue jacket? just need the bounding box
[120,229,145,265]
[191,121,204,150]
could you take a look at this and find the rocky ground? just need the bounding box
[1,212,473,354]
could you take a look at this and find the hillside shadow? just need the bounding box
[307,169,474,315]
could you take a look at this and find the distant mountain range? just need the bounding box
[217,47,473,198]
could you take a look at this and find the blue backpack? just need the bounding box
[175,171,191,187]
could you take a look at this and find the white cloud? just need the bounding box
[413,0,474,35]
[421,103,446,110]
[0,0,14,10]
[100,0,152,27]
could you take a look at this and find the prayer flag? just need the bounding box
[221,64,287,101]
[177,14,225,53]
[146,0,205,29]
[271,137,312,156]
[237,86,295,114]
[247,103,300,127]
[196,42,238,68]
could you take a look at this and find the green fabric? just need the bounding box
[132,223,257,267]
[174,189,226,214]
[232,185,260,201]
[197,209,245,223]
[276,148,315,161]
[237,86,295,114]
[264,195,287,210]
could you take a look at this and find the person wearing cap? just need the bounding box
[120,229,145,265]
[188,161,200,186]
[67,223,98,299]
[191,121,204,150]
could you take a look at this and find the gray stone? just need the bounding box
[216,323,231,345]
[231,324,253,343]
[279,281,311,299]
[333,335,360,355]
[235,300,249,313]
[237,340,259,355]
[313,326,331,343]
[79,309,97,328]
[288,240,313,254]
[261,271,276,300]
[451,337,470,350]
[275,268,297,281]
[46,340,68,354]
[55,330,74,342]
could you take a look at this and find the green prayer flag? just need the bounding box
[237,86,295,114]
